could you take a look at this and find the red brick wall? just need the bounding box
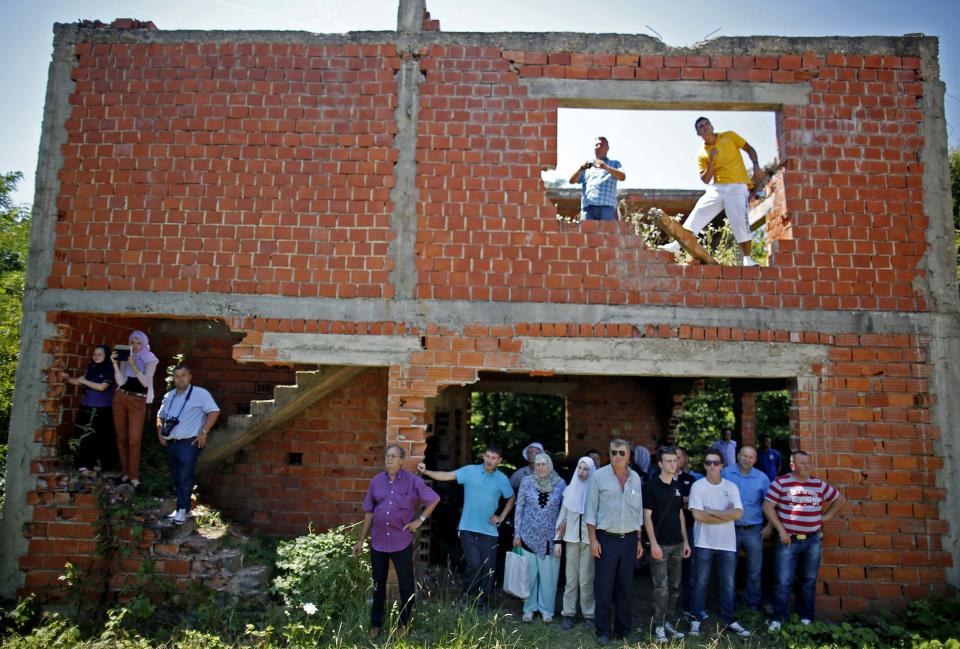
[566,377,662,458]
[198,367,389,536]
[53,41,400,298]
[50,41,927,313]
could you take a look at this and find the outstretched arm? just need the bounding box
[417,464,457,481]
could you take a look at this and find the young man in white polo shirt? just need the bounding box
[688,449,751,638]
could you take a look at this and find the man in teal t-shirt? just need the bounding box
[419,446,515,611]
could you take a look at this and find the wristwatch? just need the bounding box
[419,515,426,523]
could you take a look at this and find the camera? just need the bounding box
[114,344,131,362]
[160,417,180,438]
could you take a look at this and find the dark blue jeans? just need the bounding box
[594,531,638,638]
[691,547,737,623]
[460,531,498,606]
[583,205,616,221]
[771,534,821,621]
[165,439,200,512]
[735,525,764,609]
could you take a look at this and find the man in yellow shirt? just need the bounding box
[661,117,763,267]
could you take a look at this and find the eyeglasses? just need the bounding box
[609,449,627,457]
[704,460,722,466]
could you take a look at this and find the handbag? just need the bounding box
[503,547,530,599]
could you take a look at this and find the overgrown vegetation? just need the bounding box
[0,171,30,509]
[272,524,370,623]
[624,204,770,267]
[3,586,960,648]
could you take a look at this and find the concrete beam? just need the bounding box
[69,27,933,61]
[520,79,810,110]
[257,333,422,366]
[516,337,826,378]
[37,289,932,337]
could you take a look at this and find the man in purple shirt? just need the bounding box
[354,444,439,639]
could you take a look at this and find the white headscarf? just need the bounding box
[561,456,596,515]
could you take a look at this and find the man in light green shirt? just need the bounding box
[584,439,644,645]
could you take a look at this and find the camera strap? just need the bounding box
[171,385,193,421]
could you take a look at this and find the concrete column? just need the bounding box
[0,24,79,598]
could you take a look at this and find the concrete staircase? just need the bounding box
[196,365,365,473]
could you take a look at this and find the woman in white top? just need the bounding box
[555,456,596,630]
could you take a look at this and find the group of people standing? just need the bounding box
[572,116,763,268]
[62,333,220,524]
[355,437,844,645]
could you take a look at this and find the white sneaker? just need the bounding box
[654,626,668,643]
[768,620,782,633]
[522,612,533,623]
[664,622,685,639]
[688,620,700,636]
[172,509,188,525]
[165,509,178,519]
[659,241,681,255]
[800,618,812,625]
[726,621,751,638]
[743,257,758,267]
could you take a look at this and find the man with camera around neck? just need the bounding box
[569,136,626,222]
[156,364,220,524]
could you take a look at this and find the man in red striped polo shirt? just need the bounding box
[762,451,845,631]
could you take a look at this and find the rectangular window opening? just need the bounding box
[543,108,785,267]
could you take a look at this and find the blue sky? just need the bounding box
[1,0,957,205]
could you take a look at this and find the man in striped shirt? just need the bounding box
[762,451,845,631]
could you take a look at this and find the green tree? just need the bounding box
[468,392,565,470]
[0,172,31,458]
[672,379,735,467]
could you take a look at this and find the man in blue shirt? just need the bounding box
[568,136,626,221]
[156,364,220,525]
[721,445,771,611]
[419,446,515,613]
[756,436,782,482]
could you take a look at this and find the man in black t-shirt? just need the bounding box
[675,447,702,617]
[642,447,692,643]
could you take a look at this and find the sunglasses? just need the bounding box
[610,449,627,457]
[704,460,722,466]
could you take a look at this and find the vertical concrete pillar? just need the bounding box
[0,24,78,599]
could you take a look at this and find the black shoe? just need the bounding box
[597,635,610,646]
[583,619,595,631]
[561,616,575,630]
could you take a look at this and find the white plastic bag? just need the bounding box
[503,547,530,599]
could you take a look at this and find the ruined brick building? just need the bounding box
[2,0,959,615]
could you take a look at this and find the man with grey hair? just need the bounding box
[354,444,440,639]
[585,438,644,645]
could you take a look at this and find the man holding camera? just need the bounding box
[156,364,220,524]
[568,136,626,221]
